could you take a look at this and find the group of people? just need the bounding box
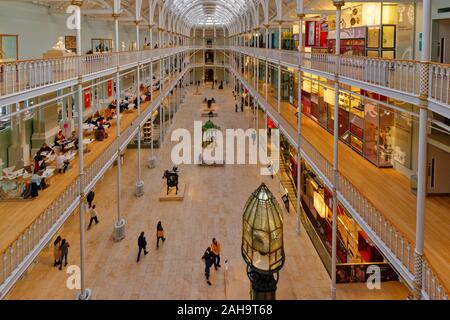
[86,111,112,141]
[136,221,166,262]
[232,91,245,113]
[23,139,76,198]
[108,98,131,113]
[53,236,70,270]
[202,238,222,286]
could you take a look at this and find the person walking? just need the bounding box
[235,104,238,112]
[53,236,62,267]
[211,238,221,270]
[87,204,99,230]
[86,189,95,208]
[202,247,214,285]
[156,221,166,249]
[240,103,244,112]
[59,239,70,270]
[137,232,148,262]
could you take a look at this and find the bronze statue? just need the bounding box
[162,166,179,195]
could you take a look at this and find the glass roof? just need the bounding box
[170,0,250,26]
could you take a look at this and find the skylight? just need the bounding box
[169,0,249,26]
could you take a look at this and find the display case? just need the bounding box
[328,38,366,56]
[92,38,112,52]
[365,25,396,58]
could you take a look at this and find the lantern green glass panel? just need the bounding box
[242,183,285,273]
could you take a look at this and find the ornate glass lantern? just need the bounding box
[242,183,285,299]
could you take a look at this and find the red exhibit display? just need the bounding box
[327,26,366,56]
[107,80,113,97]
[267,116,277,129]
[84,89,91,108]
[305,20,328,49]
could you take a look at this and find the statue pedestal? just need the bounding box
[43,50,76,59]
[159,182,187,201]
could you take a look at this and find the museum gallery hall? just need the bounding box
[0,0,449,301]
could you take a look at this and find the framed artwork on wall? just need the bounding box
[307,21,316,46]
[382,25,396,49]
[92,39,112,52]
[65,36,76,53]
[0,34,19,61]
[367,27,380,48]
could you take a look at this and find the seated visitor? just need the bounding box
[95,123,107,141]
[38,143,54,155]
[34,152,46,172]
[94,115,104,125]
[108,100,117,110]
[119,99,129,113]
[86,116,98,126]
[103,108,114,121]
[54,130,65,146]
[21,181,32,199]
[56,150,70,174]
[71,130,79,149]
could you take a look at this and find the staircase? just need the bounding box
[269,152,298,213]
[279,153,298,213]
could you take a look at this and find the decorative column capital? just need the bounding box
[296,13,305,18]
[135,20,141,26]
[112,13,120,19]
[71,0,84,6]
[333,1,345,10]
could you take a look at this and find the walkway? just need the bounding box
[6,85,409,299]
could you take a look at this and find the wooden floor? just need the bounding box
[0,81,171,255]
[6,85,409,299]
[245,74,450,293]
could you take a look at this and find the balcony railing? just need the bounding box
[0,47,188,102]
[429,63,450,106]
[231,46,450,111]
[229,63,448,300]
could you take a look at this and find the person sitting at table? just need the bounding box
[38,143,54,155]
[34,152,46,172]
[86,116,98,127]
[71,130,79,149]
[56,150,70,174]
[108,100,117,110]
[102,108,113,122]
[54,130,65,147]
[145,87,152,101]
[101,117,111,129]
[95,122,107,141]
[31,171,48,196]
[119,99,129,113]
[21,181,32,199]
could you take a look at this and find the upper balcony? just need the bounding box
[0,47,189,107]
[231,46,450,118]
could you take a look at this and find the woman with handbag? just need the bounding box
[156,221,166,249]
